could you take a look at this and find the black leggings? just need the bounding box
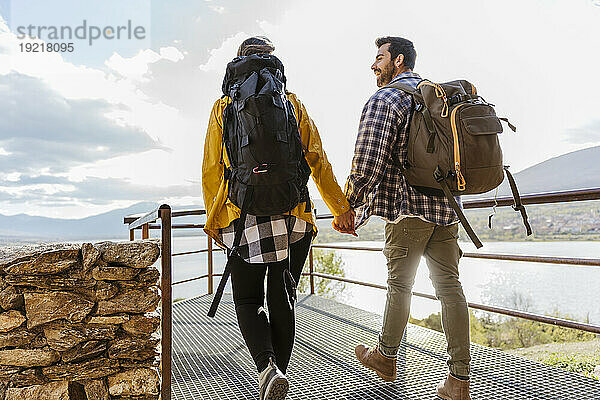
[230,232,312,374]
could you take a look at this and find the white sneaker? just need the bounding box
[258,358,288,400]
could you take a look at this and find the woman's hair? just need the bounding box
[237,36,275,56]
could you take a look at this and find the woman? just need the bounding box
[202,36,354,400]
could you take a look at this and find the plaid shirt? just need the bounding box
[345,72,460,228]
[219,215,312,264]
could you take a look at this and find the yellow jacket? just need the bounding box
[202,92,350,243]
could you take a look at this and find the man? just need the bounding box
[343,37,472,400]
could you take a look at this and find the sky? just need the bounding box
[1,0,599,219]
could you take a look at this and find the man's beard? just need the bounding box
[376,63,397,87]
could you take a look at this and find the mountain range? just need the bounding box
[470,145,600,198]
[0,202,159,242]
[2,146,599,242]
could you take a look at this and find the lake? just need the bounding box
[167,237,600,324]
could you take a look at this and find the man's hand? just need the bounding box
[333,208,357,236]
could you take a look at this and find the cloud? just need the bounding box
[105,46,184,81]
[565,120,600,144]
[0,73,163,174]
[198,32,248,72]
[0,175,197,206]
[209,5,226,14]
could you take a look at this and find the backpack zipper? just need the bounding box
[450,103,467,191]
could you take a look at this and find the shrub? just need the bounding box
[298,249,346,298]
[542,352,600,380]
[409,311,596,350]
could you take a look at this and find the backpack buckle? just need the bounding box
[253,164,270,174]
[433,166,445,183]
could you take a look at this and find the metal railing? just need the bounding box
[125,188,600,400]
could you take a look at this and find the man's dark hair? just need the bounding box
[375,36,417,70]
[237,36,275,56]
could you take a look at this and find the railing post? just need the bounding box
[129,229,134,241]
[309,246,315,295]
[207,236,214,294]
[159,205,172,400]
[142,223,150,239]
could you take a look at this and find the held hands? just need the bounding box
[332,208,358,236]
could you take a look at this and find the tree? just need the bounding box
[298,249,346,298]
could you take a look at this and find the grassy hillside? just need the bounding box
[314,201,600,243]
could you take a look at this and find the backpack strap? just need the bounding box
[208,186,253,317]
[384,81,437,153]
[284,206,297,310]
[422,109,437,153]
[434,167,483,249]
[503,166,533,236]
[382,81,418,94]
[447,93,479,107]
[499,117,517,132]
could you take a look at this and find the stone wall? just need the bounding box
[0,241,161,400]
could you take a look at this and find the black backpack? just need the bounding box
[221,54,311,216]
[209,54,311,317]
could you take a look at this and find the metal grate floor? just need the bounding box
[171,294,600,399]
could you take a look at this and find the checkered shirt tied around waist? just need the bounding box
[345,72,460,228]
[219,215,313,264]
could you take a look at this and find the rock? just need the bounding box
[43,321,118,352]
[97,241,160,268]
[0,310,26,333]
[92,265,139,281]
[117,267,160,290]
[0,244,74,271]
[119,356,160,369]
[87,314,129,325]
[4,380,86,400]
[118,266,160,289]
[122,314,160,337]
[61,340,108,363]
[43,323,84,352]
[5,275,95,291]
[83,324,120,341]
[0,365,23,379]
[0,285,23,310]
[0,381,7,400]
[108,337,159,361]
[94,281,119,300]
[42,358,120,381]
[24,292,94,328]
[6,260,77,276]
[107,368,159,397]
[30,332,48,348]
[81,243,101,273]
[0,348,60,367]
[96,287,159,315]
[594,365,600,379]
[0,328,36,348]
[83,379,110,400]
[11,368,46,387]
[4,249,80,275]
[137,266,160,284]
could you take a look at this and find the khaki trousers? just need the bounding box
[379,217,471,377]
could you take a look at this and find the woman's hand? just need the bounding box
[332,209,357,236]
